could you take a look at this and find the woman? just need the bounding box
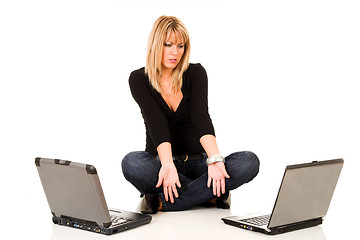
[122,16,259,213]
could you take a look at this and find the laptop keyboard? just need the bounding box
[240,214,270,226]
[110,215,133,226]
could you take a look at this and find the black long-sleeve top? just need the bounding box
[129,63,215,156]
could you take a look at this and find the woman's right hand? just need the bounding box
[156,162,181,203]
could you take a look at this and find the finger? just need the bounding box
[221,178,226,194]
[156,176,163,188]
[212,179,217,195]
[216,179,221,197]
[221,167,230,178]
[172,185,179,198]
[163,185,168,202]
[207,176,212,188]
[176,180,181,188]
[168,186,174,203]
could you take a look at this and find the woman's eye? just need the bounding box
[164,43,172,47]
[178,45,184,48]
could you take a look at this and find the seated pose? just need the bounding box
[122,15,259,213]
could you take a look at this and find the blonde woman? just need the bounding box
[122,16,259,213]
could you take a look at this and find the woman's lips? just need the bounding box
[169,59,177,63]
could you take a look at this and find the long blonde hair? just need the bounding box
[145,16,191,94]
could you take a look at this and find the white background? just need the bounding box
[1,0,359,239]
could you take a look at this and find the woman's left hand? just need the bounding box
[207,162,230,197]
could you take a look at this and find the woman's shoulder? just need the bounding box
[186,63,206,73]
[183,63,207,85]
[129,67,148,85]
[130,67,146,79]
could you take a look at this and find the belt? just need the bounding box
[172,153,207,162]
[156,153,207,162]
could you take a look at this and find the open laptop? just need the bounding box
[35,157,152,235]
[222,159,343,235]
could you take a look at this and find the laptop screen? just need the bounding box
[35,158,112,227]
[268,159,343,228]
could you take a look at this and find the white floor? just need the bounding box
[5,158,358,240]
[15,199,355,240]
[47,209,330,240]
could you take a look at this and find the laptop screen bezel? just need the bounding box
[267,158,343,229]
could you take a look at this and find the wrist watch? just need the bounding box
[206,154,225,166]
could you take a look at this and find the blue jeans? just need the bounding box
[121,151,259,211]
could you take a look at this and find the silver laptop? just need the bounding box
[35,157,152,235]
[222,159,343,235]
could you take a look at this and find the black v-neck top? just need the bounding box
[129,63,215,156]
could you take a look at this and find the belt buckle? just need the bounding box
[183,154,189,162]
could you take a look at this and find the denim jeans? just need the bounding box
[121,151,260,211]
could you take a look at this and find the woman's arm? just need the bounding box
[188,65,229,197]
[200,134,230,197]
[189,64,215,139]
[155,142,181,204]
[129,70,172,149]
[199,134,220,156]
[129,70,180,203]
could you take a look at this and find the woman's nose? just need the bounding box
[171,46,178,55]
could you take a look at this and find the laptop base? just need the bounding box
[221,217,323,235]
[52,209,152,235]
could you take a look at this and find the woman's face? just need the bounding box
[161,32,185,72]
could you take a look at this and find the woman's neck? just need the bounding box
[160,69,174,94]
[160,78,173,95]
[161,69,173,81]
